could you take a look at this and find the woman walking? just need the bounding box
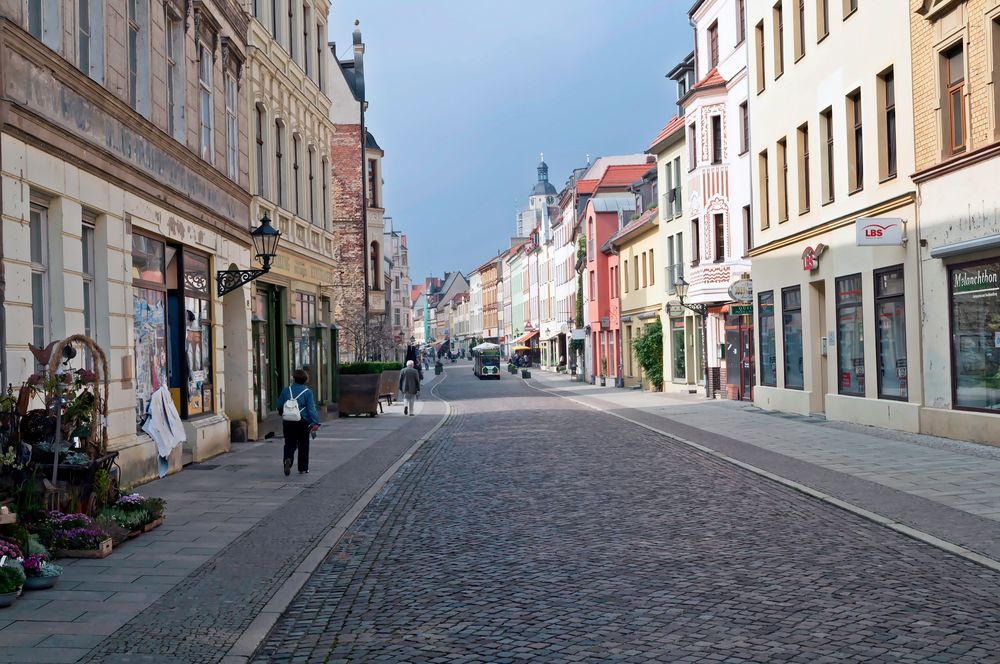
[276,369,320,475]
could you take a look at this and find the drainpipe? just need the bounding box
[354,21,370,340]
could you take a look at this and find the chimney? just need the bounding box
[353,20,365,102]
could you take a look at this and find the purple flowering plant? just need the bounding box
[0,537,22,561]
[115,493,145,509]
[22,554,61,578]
[49,526,108,551]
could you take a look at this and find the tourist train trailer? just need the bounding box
[471,343,501,380]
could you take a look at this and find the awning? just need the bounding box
[930,234,1000,259]
[514,330,539,345]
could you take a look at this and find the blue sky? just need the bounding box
[329,1,692,283]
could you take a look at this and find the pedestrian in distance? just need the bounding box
[399,360,421,417]
[276,369,320,476]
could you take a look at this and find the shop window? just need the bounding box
[950,260,1000,412]
[759,291,776,386]
[132,234,168,428]
[290,292,317,376]
[836,273,865,396]
[782,286,803,389]
[29,201,49,362]
[876,266,907,401]
[183,252,213,416]
[672,317,687,381]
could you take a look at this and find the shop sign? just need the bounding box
[571,328,587,340]
[728,278,753,303]
[731,304,754,316]
[951,264,1000,297]
[856,217,904,246]
[802,244,828,271]
[667,303,685,317]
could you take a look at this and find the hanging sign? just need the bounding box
[728,278,753,303]
[731,304,754,316]
[856,218,904,246]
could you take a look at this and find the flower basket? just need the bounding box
[142,517,163,533]
[54,537,112,559]
[23,575,58,591]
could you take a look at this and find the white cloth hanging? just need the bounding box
[142,386,186,466]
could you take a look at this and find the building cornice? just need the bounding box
[912,141,1000,184]
[748,192,916,257]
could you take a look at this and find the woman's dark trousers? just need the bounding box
[282,420,311,472]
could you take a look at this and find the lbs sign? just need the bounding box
[856,217,904,246]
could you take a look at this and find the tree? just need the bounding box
[632,319,664,391]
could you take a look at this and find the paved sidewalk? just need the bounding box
[0,372,445,663]
[531,371,1000,562]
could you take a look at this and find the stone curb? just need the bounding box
[221,373,455,664]
[526,378,1000,575]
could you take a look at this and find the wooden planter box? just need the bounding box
[143,517,163,533]
[0,511,16,526]
[337,374,381,417]
[54,537,113,559]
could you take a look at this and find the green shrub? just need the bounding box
[338,362,403,375]
[633,319,664,391]
[0,565,25,593]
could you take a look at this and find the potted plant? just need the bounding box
[337,362,397,417]
[21,554,61,590]
[47,512,112,559]
[600,358,608,387]
[0,563,24,607]
[98,492,166,536]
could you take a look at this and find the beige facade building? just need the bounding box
[910,0,1000,444]
[748,0,920,430]
[0,0,254,482]
[245,0,337,432]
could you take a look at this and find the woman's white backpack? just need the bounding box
[282,386,305,422]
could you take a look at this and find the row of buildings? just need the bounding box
[443,0,1000,447]
[0,1,412,483]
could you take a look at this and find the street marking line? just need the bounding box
[526,378,1000,575]
[224,373,455,663]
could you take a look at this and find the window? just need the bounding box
[794,0,806,60]
[28,0,60,50]
[782,287,803,389]
[225,73,238,180]
[184,252,213,416]
[844,0,857,18]
[370,242,381,290]
[589,270,595,300]
[773,2,785,78]
[708,21,719,68]
[303,4,311,76]
[29,202,49,360]
[950,259,1000,411]
[737,0,747,44]
[691,219,701,264]
[132,234,167,428]
[688,124,697,169]
[76,0,104,83]
[308,147,316,223]
[777,138,789,222]
[742,205,751,255]
[288,1,296,61]
[818,0,829,39]
[623,261,629,293]
[943,43,966,155]
[739,102,749,154]
[255,106,267,196]
[128,0,150,114]
[847,90,863,192]
[875,266,907,401]
[317,22,324,89]
[198,42,213,162]
[759,291,776,386]
[821,107,835,203]
[755,21,767,93]
[293,134,301,216]
[713,214,725,261]
[711,115,723,164]
[81,218,96,343]
[642,253,648,288]
[994,17,1000,139]
[367,158,379,207]
[275,120,285,207]
[836,274,864,396]
[878,68,897,180]
[649,250,654,286]
[759,149,770,228]
[166,14,184,140]
[633,257,639,291]
[321,158,329,227]
[271,0,280,40]
[797,123,810,213]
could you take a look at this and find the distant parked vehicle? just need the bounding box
[471,343,501,380]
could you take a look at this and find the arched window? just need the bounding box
[370,241,381,290]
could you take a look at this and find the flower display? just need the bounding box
[22,555,61,578]
[49,526,108,551]
[0,538,22,561]
[115,493,146,508]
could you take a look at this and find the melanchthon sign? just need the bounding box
[952,264,1000,297]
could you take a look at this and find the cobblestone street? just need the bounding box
[251,367,1000,663]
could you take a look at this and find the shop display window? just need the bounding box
[950,260,1000,411]
[836,274,865,396]
[875,266,907,401]
[132,234,168,429]
[782,287,803,389]
[759,291,776,386]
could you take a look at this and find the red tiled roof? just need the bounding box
[410,284,425,304]
[647,114,685,151]
[692,67,727,91]
[576,178,600,195]
[598,164,654,189]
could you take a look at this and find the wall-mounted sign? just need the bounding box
[730,304,754,316]
[802,244,828,271]
[667,303,685,317]
[728,278,753,303]
[856,217,904,246]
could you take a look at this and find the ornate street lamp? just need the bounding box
[216,213,282,296]
[673,277,711,399]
